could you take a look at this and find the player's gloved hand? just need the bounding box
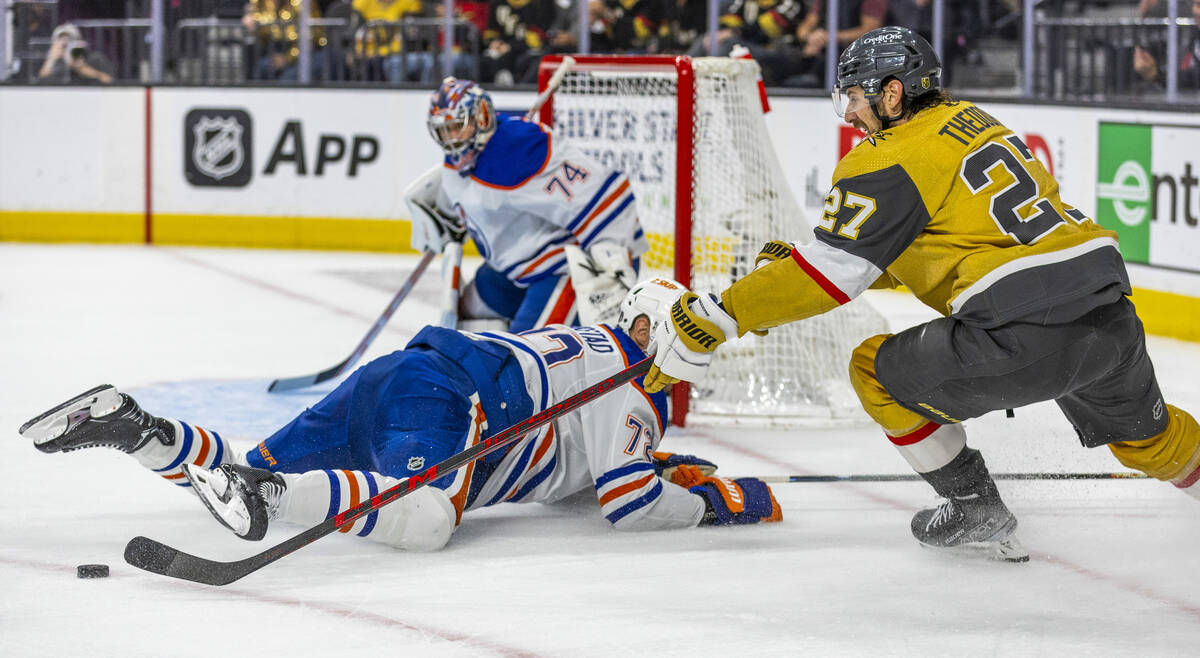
[405,165,465,254]
[755,240,794,269]
[745,240,795,337]
[644,292,737,393]
[587,241,637,290]
[409,201,466,254]
[672,464,782,525]
[565,241,636,325]
[651,451,717,482]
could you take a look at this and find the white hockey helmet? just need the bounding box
[616,277,688,344]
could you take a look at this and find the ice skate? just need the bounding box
[19,385,174,454]
[911,492,1029,563]
[185,464,286,542]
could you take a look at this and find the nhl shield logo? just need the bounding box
[185,108,252,187]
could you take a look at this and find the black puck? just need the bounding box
[77,564,110,579]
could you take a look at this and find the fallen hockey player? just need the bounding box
[20,279,781,551]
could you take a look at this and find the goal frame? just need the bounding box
[537,54,698,426]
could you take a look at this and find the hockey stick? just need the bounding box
[267,250,436,393]
[125,356,654,586]
[755,472,1148,483]
[525,55,574,121]
[438,240,463,329]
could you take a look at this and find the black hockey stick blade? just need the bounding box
[758,471,1148,483]
[126,356,654,586]
[268,250,436,393]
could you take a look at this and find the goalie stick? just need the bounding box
[267,249,436,393]
[525,55,574,121]
[125,356,654,586]
[755,472,1148,483]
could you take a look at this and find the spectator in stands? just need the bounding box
[243,0,332,80]
[348,0,433,82]
[480,0,555,85]
[426,0,490,80]
[591,0,662,54]
[785,0,886,87]
[1133,0,1200,92]
[37,24,115,84]
[656,0,707,54]
[687,0,805,85]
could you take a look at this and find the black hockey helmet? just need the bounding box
[832,26,941,118]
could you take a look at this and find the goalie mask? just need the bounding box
[832,26,941,126]
[427,77,498,175]
[616,278,687,351]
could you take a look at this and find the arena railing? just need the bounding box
[1033,15,1200,104]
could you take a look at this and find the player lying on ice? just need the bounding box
[20,279,780,551]
[407,76,647,332]
[643,26,1200,563]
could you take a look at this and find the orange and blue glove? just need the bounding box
[651,451,717,481]
[670,463,783,526]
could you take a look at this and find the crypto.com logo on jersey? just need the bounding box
[184,108,253,187]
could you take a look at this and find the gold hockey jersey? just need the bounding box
[723,101,1131,334]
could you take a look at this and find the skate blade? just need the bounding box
[921,535,1031,563]
[18,385,122,445]
[183,465,256,540]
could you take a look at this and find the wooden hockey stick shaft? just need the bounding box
[525,55,575,121]
[125,356,654,586]
[754,472,1148,483]
[267,250,436,393]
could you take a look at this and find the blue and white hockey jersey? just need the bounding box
[420,323,705,530]
[438,117,650,287]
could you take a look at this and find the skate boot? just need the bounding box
[911,491,1029,562]
[19,385,174,454]
[185,464,286,541]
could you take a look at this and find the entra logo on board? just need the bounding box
[185,108,253,187]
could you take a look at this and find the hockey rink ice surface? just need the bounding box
[2,243,1199,657]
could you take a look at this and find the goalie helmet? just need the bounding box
[832,26,941,118]
[427,77,498,175]
[616,278,688,345]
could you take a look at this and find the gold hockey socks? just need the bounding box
[1108,404,1200,498]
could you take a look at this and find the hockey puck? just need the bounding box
[77,564,109,579]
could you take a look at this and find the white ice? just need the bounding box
[2,244,1198,657]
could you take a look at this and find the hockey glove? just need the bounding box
[744,240,796,336]
[755,240,794,269]
[651,451,717,482]
[673,465,782,525]
[564,241,635,325]
[405,164,466,254]
[644,292,737,393]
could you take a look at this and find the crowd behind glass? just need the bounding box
[3,0,1198,102]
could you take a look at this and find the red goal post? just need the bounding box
[536,54,888,428]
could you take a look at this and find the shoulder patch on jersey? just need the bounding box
[471,118,551,189]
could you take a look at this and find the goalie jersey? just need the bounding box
[408,323,704,530]
[437,117,650,287]
[724,100,1131,331]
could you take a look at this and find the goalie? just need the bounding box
[409,77,648,332]
[20,279,781,552]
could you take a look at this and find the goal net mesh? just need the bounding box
[551,57,888,424]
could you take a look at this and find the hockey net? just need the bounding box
[538,55,888,426]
